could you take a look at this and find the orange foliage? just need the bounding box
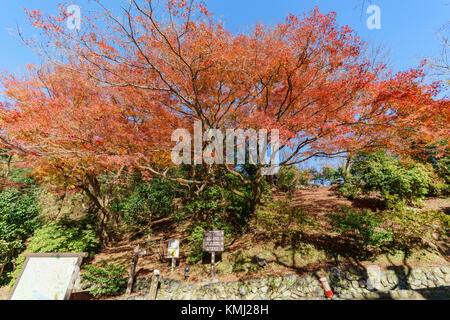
[0,1,448,188]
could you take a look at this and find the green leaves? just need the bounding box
[350,152,432,204]
[24,222,99,255]
[277,166,310,192]
[251,200,314,245]
[328,209,393,249]
[120,179,178,226]
[0,188,40,284]
[187,225,207,264]
[81,264,127,297]
[0,189,40,241]
[8,220,100,286]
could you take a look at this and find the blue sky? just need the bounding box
[0,0,448,77]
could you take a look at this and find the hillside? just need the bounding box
[85,187,450,284]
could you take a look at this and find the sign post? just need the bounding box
[147,269,160,300]
[126,245,146,295]
[167,239,180,273]
[203,230,224,279]
[211,251,215,278]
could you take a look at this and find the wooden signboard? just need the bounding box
[9,253,88,300]
[203,230,224,252]
[203,230,224,278]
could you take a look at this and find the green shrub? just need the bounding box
[297,170,312,186]
[81,264,127,297]
[183,182,252,231]
[338,183,359,200]
[328,209,393,249]
[114,179,178,227]
[186,225,206,265]
[428,180,449,197]
[9,220,99,285]
[232,250,261,273]
[0,189,40,284]
[351,152,432,204]
[0,189,40,243]
[426,162,449,197]
[277,166,301,192]
[6,166,36,186]
[24,221,99,254]
[183,186,223,220]
[251,200,314,244]
[433,156,450,187]
[379,207,449,251]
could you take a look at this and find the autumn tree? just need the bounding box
[1,0,448,227]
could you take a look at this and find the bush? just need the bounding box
[231,250,262,274]
[328,209,393,249]
[350,152,432,204]
[183,182,252,225]
[24,220,99,254]
[277,166,301,192]
[0,189,40,284]
[184,179,252,226]
[113,178,179,227]
[297,170,312,186]
[186,225,206,265]
[337,183,359,200]
[183,174,255,264]
[432,156,450,187]
[9,219,99,285]
[251,200,315,245]
[379,207,449,252]
[6,166,36,187]
[426,162,449,197]
[81,264,127,297]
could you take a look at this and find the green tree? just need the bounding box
[0,189,40,284]
[350,152,432,204]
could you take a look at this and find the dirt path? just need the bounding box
[277,186,450,214]
[424,198,450,214]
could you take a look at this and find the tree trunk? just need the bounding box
[250,175,264,213]
[80,179,112,248]
[343,155,353,183]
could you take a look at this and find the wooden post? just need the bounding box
[211,252,215,278]
[126,246,146,296]
[171,258,175,273]
[148,270,160,300]
[203,230,223,279]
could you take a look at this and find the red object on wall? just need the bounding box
[319,277,334,298]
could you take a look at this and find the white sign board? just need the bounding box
[167,239,180,259]
[10,253,87,300]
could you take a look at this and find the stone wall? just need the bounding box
[119,265,450,300]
